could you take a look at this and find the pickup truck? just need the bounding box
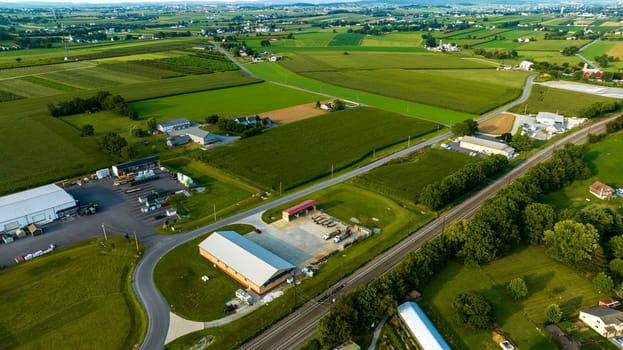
[323,228,340,240]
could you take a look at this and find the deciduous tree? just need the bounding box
[507,277,528,300]
[543,220,599,265]
[592,272,614,293]
[545,304,563,324]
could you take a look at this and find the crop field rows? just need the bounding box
[195,107,439,191]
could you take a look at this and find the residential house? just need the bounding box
[590,181,615,200]
[579,306,623,337]
[234,116,260,126]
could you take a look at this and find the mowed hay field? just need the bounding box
[259,101,329,124]
[509,85,617,117]
[131,82,324,119]
[196,107,439,191]
[421,245,601,350]
[479,113,515,134]
[0,237,145,350]
[351,149,478,203]
[280,52,529,115]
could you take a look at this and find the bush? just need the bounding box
[545,304,563,324]
[80,124,94,137]
[452,291,494,329]
[507,277,528,300]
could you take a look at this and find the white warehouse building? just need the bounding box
[459,135,515,159]
[0,184,77,232]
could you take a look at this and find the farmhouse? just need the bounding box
[157,118,191,133]
[185,127,218,145]
[234,116,260,126]
[112,156,160,177]
[0,184,76,233]
[459,136,515,158]
[536,112,565,126]
[198,231,295,294]
[282,199,317,222]
[397,301,452,350]
[579,306,623,337]
[589,181,615,200]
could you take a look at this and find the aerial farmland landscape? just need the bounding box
[4,1,623,350]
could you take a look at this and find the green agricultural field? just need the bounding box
[542,131,623,210]
[509,85,616,117]
[422,245,601,350]
[517,39,590,51]
[131,82,323,119]
[0,78,63,97]
[278,51,528,115]
[20,75,82,92]
[579,41,623,69]
[360,32,424,47]
[0,237,145,350]
[196,107,438,191]
[167,184,432,350]
[327,33,364,46]
[0,72,258,195]
[154,224,255,321]
[307,68,528,115]
[516,50,581,65]
[246,63,471,124]
[351,149,478,203]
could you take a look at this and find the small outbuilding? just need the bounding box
[282,199,317,222]
[536,112,565,126]
[518,60,534,71]
[599,297,621,308]
[590,181,615,200]
[112,156,160,177]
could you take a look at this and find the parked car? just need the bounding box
[253,228,261,234]
[223,304,238,313]
[154,213,165,220]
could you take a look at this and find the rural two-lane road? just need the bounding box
[134,67,540,349]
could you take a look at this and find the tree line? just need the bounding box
[419,154,508,210]
[310,143,595,348]
[47,91,136,119]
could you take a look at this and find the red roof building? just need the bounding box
[282,199,317,222]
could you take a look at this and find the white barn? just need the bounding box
[459,136,515,159]
[580,306,623,337]
[198,231,294,294]
[0,184,76,232]
[157,118,191,133]
[519,60,534,71]
[397,302,452,350]
[186,127,219,145]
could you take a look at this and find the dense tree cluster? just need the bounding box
[473,48,518,60]
[47,91,131,118]
[580,100,621,119]
[606,115,623,133]
[419,154,508,210]
[217,116,270,139]
[561,46,579,56]
[594,54,620,68]
[100,132,133,159]
[452,291,495,329]
[451,119,478,136]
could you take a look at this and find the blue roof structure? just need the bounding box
[397,301,451,350]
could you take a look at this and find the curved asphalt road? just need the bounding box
[134,71,537,349]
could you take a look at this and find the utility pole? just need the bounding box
[331,163,334,177]
[133,231,139,253]
[280,182,282,196]
[101,223,108,241]
[408,135,411,147]
[213,203,217,222]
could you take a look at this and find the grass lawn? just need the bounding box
[131,82,324,119]
[246,63,472,124]
[166,183,433,350]
[195,107,439,191]
[508,85,617,117]
[0,236,145,350]
[154,224,255,321]
[351,149,478,204]
[361,32,424,47]
[541,131,623,210]
[421,245,603,350]
[162,158,262,232]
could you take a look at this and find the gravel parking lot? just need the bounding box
[0,170,184,267]
[240,212,364,268]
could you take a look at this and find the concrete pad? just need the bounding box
[165,312,204,344]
